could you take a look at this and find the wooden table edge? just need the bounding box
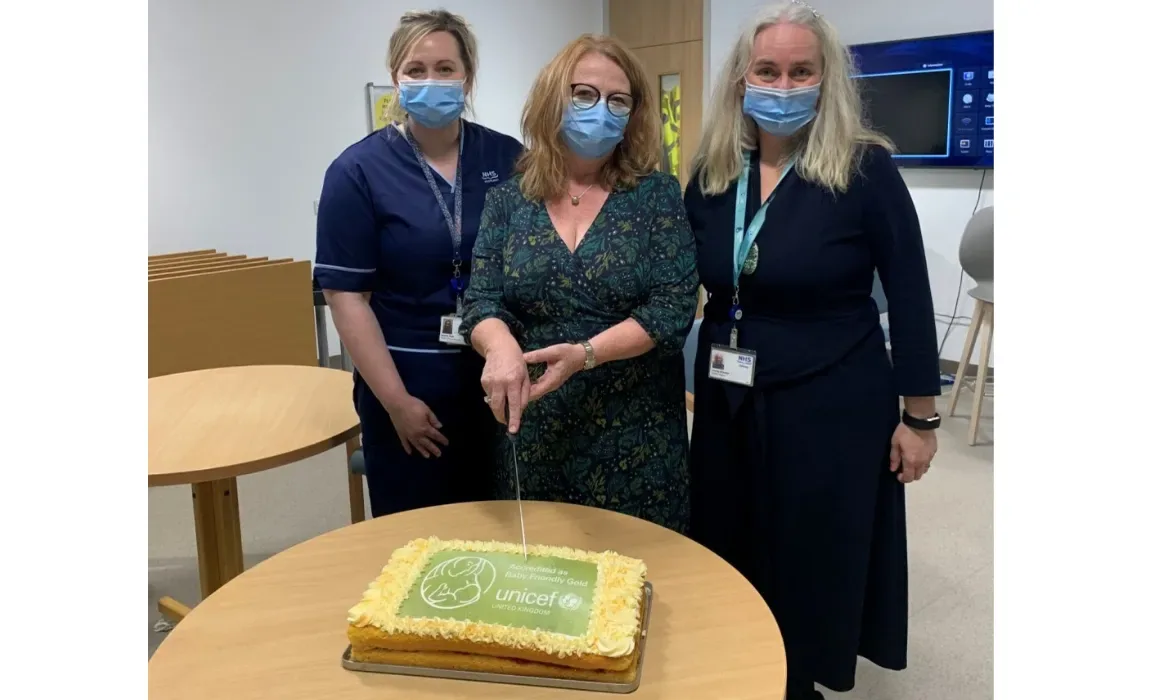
[148,423,361,488]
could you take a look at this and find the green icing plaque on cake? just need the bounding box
[397,550,598,636]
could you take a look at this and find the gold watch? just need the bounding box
[579,340,596,370]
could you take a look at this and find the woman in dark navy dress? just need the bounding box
[686,4,942,698]
[314,10,522,518]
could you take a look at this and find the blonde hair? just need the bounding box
[515,34,661,202]
[383,9,478,124]
[691,2,892,195]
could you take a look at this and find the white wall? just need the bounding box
[707,0,994,364]
[148,0,604,562]
[149,0,603,357]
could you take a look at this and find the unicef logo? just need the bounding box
[419,556,497,610]
[557,592,584,611]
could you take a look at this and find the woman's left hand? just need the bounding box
[889,423,938,484]
[524,343,588,402]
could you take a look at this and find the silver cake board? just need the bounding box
[341,581,653,694]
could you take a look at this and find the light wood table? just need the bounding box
[148,501,787,699]
[149,365,361,613]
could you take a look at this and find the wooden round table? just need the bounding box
[149,365,361,607]
[148,501,787,699]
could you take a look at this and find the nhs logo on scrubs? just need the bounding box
[481,170,500,184]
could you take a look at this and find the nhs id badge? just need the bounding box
[708,344,757,387]
[439,315,467,346]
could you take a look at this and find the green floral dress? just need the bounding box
[462,170,699,533]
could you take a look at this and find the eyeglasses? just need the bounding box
[570,83,635,118]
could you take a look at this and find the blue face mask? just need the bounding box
[742,83,821,136]
[397,79,465,128]
[561,103,629,159]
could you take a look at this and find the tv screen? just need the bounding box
[851,30,994,169]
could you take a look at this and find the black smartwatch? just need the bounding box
[902,410,941,431]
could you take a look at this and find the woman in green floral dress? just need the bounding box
[461,35,698,532]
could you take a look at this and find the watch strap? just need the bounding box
[580,340,596,370]
[902,409,941,431]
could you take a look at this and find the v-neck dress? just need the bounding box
[461,170,699,532]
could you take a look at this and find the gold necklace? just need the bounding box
[569,183,595,206]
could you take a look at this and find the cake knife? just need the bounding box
[505,404,528,560]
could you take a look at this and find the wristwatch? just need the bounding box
[902,410,941,431]
[579,340,597,370]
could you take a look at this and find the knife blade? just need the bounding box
[505,404,527,560]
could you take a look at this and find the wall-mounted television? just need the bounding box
[851,30,994,169]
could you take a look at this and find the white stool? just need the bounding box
[947,207,994,445]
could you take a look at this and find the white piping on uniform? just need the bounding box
[315,263,376,273]
[387,344,462,355]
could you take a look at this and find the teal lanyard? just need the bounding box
[730,153,795,328]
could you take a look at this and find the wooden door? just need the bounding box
[607,0,706,318]
[607,0,704,190]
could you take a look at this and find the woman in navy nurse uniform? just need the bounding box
[314,9,523,518]
[686,3,942,699]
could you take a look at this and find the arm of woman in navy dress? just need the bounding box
[463,184,530,433]
[316,160,446,457]
[863,145,941,482]
[863,146,942,402]
[525,173,699,401]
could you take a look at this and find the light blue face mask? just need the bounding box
[742,82,821,136]
[397,79,466,128]
[561,103,629,159]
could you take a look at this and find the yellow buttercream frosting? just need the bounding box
[347,537,647,659]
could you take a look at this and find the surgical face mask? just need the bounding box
[742,82,821,136]
[397,79,466,128]
[561,103,629,159]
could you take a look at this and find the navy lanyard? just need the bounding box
[405,123,466,312]
[728,152,795,346]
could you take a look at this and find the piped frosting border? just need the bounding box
[347,537,647,659]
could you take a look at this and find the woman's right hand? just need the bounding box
[481,343,530,434]
[386,395,448,458]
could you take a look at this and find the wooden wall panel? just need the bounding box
[608,0,703,48]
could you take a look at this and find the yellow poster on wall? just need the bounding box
[366,83,396,133]
[660,83,681,177]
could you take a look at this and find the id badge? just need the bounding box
[439,315,467,346]
[708,344,757,387]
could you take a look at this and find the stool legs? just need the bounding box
[346,437,365,524]
[948,299,987,417]
[968,304,994,445]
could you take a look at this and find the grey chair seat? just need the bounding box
[349,447,365,476]
[683,317,704,394]
[968,281,994,304]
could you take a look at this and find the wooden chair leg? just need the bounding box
[948,299,986,417]
[346,437,365,523]
[158,596,192,623]
[968,304,994,445]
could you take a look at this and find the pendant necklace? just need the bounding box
[570,183,595,206]
[744,243,759,276]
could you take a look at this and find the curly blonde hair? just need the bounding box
[515,34,661,202]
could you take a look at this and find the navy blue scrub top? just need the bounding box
[314,120,524,351]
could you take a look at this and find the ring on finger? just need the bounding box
[483,395,491,404]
